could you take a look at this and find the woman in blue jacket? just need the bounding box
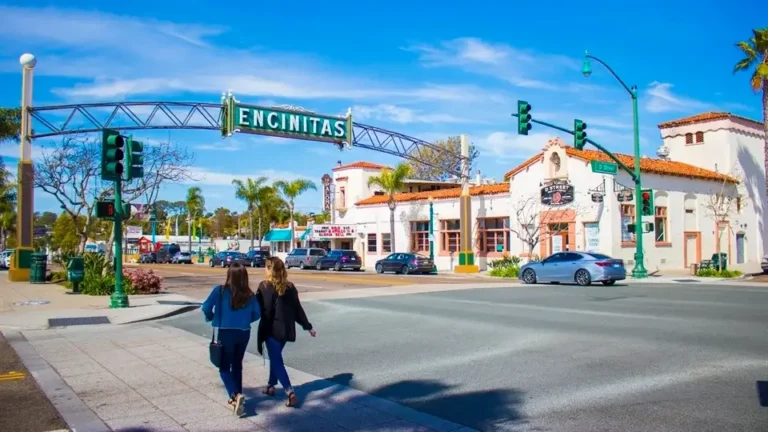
[202,263,260,416]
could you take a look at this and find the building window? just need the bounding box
[695,131,704,143]
[478,217,510,253]
[339,187,346,208]
[685,133,693,145]
[410,221,429,253]
[620,204,636,242]
[381,233,391,253]
[367,233,377,253]
[654,206,668,243]
[440,219,461,253]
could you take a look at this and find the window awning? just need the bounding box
[264,229,292,242]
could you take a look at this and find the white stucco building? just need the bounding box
[264,111,766,273]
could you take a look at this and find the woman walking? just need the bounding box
[202,263,260,416]
[256,256,316,407]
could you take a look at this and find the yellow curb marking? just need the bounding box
[0,371,25,381]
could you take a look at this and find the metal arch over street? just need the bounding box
[26,100,465,177]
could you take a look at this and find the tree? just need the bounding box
[509,195,588,260]
[407,136,479,181]
[702,168,746,271]
[34,135,195,253]
[0,156,16,251]
[0,108,20,144]
[185,186,205,253]
[733,28,768,198]
[273,179,317,249]
[51,212,83,253]
[366,163,413,252]
[232,176,268,249]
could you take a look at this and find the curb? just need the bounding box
[120,304,201,325]
[1,330,109,432]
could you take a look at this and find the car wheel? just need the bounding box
[601,280,616,286]
[299,262,305,270]
[316,262,322,270]
[220,261,226,268]
[334,262,342,271]
[251,261,256,268]
[375,264,383,274]
[400,265,409,275]
[209,260,214,267]
[575,269,592,286]
[522,269,537,284]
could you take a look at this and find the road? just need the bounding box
[164,282,768,432]
[0,333,68,432]
[137,263,505,300]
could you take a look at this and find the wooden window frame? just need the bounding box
[620,204,636,247]
[439,219,461,255]
[685,133,693,145]
[410,221,430,253]
[381,233,392,253]
[695,131,704,143]
[477,217,510,257]
[367,233,377,253]
[654,206,671,247]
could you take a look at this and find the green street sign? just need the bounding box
[591,160,618,175]
[230,102,352,144]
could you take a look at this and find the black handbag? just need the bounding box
[209,285,224,367]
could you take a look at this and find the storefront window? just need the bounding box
[654,206,668,243]
[381,233,392,253]
[410,221,429,253]
[367,233,377,253]
[620,204,636,242]
[478,217,509,253]
[440,219,460,253]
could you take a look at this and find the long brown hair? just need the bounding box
[224,263,253,309]
[266,257,289,295]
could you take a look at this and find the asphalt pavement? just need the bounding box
[164,282,768,432]
[0,332,68,432]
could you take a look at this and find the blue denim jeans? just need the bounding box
[218,329,251,398]
[265,337,292,392]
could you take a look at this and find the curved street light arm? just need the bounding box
[586,54,636,98]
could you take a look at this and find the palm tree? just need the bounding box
[0,108,20,144]
[273,179,317,249]
[733,28,768,196]
[185,187,205,253]
[367,163,412,252]
[232,176,268,249]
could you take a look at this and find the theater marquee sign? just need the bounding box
[311,224,356,238]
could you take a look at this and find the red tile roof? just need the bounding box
[657,112,763,129]
[332,161,389,171]
[356,183,509,206]
[503,146,737,183]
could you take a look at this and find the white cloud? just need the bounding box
[0,143,47,161]
[644,81,710,114]
[195,141,240,152]
[405,38,581,90]
[0,7,504,105]
[353,104,468,124]
[474,132,555,161]
[185,167,306,186]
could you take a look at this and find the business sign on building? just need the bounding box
[541,180,575,206]
[126,225,143,239]
[311,224,356,238]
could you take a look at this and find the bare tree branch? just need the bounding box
[510,194,591,259]
[701,165,746,270]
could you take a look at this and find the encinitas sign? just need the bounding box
[221,95,352,144]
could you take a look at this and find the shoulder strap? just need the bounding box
[212,285,224,342]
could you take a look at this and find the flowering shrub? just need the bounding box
[123,268,164,294]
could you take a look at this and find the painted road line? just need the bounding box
[0,371,26,381]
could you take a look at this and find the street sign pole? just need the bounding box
[110,177,129,309]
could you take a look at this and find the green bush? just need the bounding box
[696,268,743,278]
[489,265,519,278]
[52,250,80,268]
[488,254,521,278]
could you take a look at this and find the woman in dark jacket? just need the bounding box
[256,256,316,407]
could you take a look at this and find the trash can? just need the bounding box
[690,263,698,276]
[30,252,48,284]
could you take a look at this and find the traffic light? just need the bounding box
[517,100,532,135]
[125,135,145,181]
[641,189,654,216]
[626,223,635,233]
[101,129,125,181]
[574,119,588,150]
[95,200,116,219]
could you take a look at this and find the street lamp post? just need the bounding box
[582,51,647,278]
[197,220,204,264]
[427,197,437,274]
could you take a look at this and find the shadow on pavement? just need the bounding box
[296,372,527,431]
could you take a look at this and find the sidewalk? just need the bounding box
[3,322,473,432]
[0,278,200,330]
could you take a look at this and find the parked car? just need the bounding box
[285,248,326,270]
[209,251,247,268]
[761,254,768,274]
[518,251,626,286]
[316,249,361,271]
[244,250,270,268]
[156,243,181,264]
[138,252,156,264]
[172,252,193,264]
[0,249,13,269]
[375,253,434,275]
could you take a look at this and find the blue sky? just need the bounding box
[0,1,764,215]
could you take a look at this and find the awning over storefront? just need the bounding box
[264,229,292,242]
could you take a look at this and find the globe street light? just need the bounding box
[582,50,647,278]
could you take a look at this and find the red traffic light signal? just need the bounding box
[642,191,650,200]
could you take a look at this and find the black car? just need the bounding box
[138,252,156,264]
[375,253,434,275]
[209,251,247,268]
[245,250,270,268]
[316,250,362,271]
[156,244,181,264]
